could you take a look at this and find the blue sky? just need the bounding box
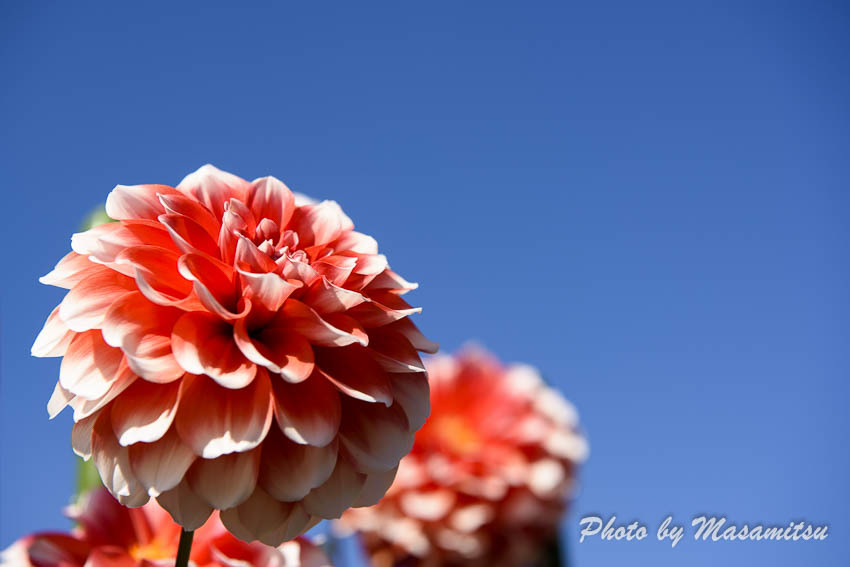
[2,2,848,565]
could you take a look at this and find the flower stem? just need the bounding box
[175,529,194,567]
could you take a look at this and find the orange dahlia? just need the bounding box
[338,347,587,567]
[0,487,331,567]
[33,165,437,544]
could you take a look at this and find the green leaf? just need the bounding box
[75,457,102,499]
[80,203,115,231]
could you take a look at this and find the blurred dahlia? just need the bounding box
[0,487,330,567]
[33,165,437,544]
[338,348,587,567]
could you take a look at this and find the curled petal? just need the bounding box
[237,269,300,313]
[246,176,296,230]
[177,254,245,320]
[58,271,135,332]
[48,381,75,419]
[32,306,75,358]
[278,255,321,287]
[234,318,314,382]
[272,372,341,447]
[72,221,177,264]
[59,330,124,400]
[177,164,249,221]
[91,411,149,507]
[158,193,221,241]
[315,345,392,406]
[102,291,183,383]
[382,317,440,354]
[160,213,221,258]
[72,360,137,421]
[278,299,367,347]
[367,331,426,373]
[114,246,192,298]
[312,256,357,287]
[347,291,421,328]
[365,268,419,294]
[171,312,256,388]
[303,278,368,315]
[105,184,178,221]
[290,201,354,248]
[72,412,98,459]
[110,379,182,446]
[234,235,276,273]
[187,448,261,510]
[39,251,102,289]
[175,373,273,458]
[332,231,378,255]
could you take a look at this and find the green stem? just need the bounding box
[175,529,194,567]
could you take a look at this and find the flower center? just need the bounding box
[128,540,177,562]
[432,416,481,456]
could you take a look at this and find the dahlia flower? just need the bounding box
[338,348,587,567]
[34,165,437,545]
[0,487,330,567]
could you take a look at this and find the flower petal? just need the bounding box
[159,213,221,258]
[58,271,136,332]
[32,306,75,358]
[272,371,341,447]
[72,360,137,421]
[389,372,430,431]
[156,479,213,531]
[59,330,124,400]
[315,345,392,406]
[278,300,367,347]
[102,291,184,383]
[91,410,150,507]
[233,318,314,382]
[171,312,256,389]
[39,251,102,289]
[177,254,245,320]
[175,373,272,459]
[290,201,353,248]
[258,427,338,502]
[301,455,366,519]
[158,193,221,241]
[48,381,75,419]
[128,427,196,497]
[353,466,398,507]
[246,176,296,230]
[105,184,178,221]
[220,488,311,546]
[177,164,249,221]
[338,399,414,474]
[72,412,98,459]
[111,379,182,446]
[187,448,261,510]
[303,278,368,315]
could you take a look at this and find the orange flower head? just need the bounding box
[0,487,331,567]
[338,347,587,567]
[33,165,437,544]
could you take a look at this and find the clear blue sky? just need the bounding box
[2,2,848,565]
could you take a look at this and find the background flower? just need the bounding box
[0,487,331,567]
[33,165,437,544]
[338,347,587,567]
